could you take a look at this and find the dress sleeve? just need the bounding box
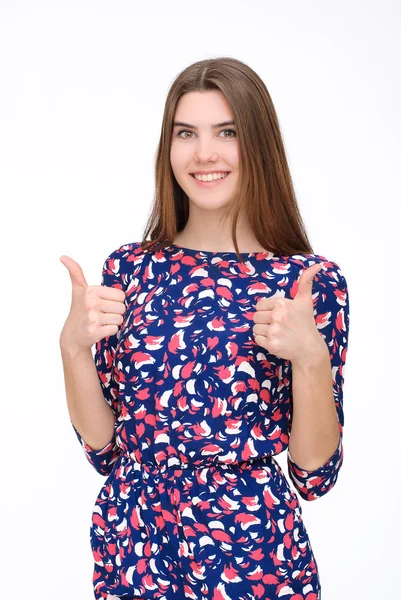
[287,260,350,501]
[71,249,124,477]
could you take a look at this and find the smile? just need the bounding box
[190,172,231,187]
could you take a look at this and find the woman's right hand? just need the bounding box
[59,255,126,351]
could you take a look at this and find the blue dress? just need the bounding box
[72,241,350,600]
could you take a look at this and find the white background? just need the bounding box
[1,1,400,599]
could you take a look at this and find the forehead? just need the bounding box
[173,90,234,124]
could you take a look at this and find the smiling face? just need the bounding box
[170,90,240,213]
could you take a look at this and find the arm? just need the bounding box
[61,250,125,476]
[287,260,350,501]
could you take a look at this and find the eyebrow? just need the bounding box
[172,120,236,130]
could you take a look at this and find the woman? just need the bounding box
[60,57,350,600]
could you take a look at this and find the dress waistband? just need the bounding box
[119,450,274,476]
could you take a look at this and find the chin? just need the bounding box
[189,197,235,210]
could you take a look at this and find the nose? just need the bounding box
[194,141,219,163]
[194,150,219,165]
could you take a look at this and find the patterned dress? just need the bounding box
[72,241,350,600]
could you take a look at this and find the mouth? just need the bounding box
[189,172,231,187]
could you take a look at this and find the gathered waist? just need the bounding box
[118,449,275,477]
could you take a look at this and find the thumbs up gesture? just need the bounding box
[252,262,327,365]
[59,255,127,352]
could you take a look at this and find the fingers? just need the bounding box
[87,296,127,315]
[97,311,125,327]
[253,309,273,325]
[94,285,126,303]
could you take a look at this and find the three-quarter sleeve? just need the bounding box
[287,260,350,501]
[71,249,125,476]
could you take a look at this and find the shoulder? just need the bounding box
[287,252,348,289]
[103,241,150,269]
[105,240,148,261]
[288,253,350,329]
[101,241,150,286]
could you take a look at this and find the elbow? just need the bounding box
[287,436,344,501]
[86,440,122,477]
[72,421,121,476]
[93,462,115,477]
[288,469,342,501]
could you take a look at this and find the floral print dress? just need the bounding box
[71,240,350,600]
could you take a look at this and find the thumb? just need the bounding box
[295,262,324,302]
[60,255,89,289]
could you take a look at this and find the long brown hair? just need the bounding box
[140,57,313,263]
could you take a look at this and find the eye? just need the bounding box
[176,129,237,139]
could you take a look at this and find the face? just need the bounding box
[170,90,239,212]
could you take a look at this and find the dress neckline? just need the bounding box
[165,242,277,259]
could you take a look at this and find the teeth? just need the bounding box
[193,172,229,182]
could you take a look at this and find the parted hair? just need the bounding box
[140,56,313,264]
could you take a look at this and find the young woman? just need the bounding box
[60,57,350,600]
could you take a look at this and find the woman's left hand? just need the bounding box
[252,262,328,364]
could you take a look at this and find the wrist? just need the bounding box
[292,335,329,370]
[59,334,92,358]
